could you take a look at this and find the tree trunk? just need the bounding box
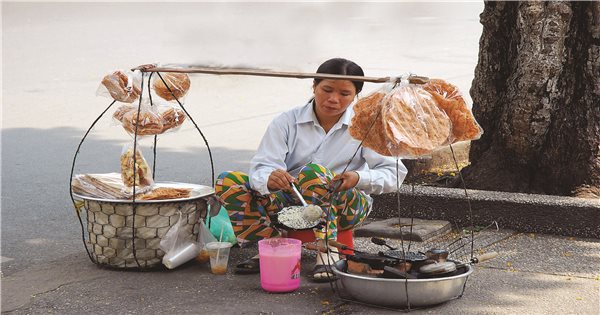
[464,1,600,198]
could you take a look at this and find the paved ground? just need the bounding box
[2,228,599,314]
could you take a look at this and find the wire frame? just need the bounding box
[68,70,215,268]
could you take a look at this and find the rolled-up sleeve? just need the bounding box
[249,114,290,195]
[355,148,407,194]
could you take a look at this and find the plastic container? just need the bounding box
[258,238,302,293]
[206,242,233,275]
[162,242,200,269]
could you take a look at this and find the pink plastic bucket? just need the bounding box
[258,238,302,293]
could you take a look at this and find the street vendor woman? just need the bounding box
[215,58,407,282]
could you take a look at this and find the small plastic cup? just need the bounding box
[196,246,210,263]
[206,242,233,275]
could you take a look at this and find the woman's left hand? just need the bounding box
[331,171,359,192]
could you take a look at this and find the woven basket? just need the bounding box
[84,197,208,268]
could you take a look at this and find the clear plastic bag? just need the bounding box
[382,84,452,158]
[158,106,187,134]
[160,211,200,269]
[349,84,395,156]
[422,79,483,142]
[112,103,186,135]
[120,143,154,188]
[152,72,191,102]
[97,70,142,103]
[196,218,217,263]
[119,100,164,136]
[112,104,136,124]
[350,78,482,158]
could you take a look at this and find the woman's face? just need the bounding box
[313,79,357,122]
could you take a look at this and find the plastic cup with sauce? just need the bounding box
[206,242,232,275]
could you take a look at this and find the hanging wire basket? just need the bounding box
[69,68,215,269]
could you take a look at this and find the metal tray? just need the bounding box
[73,182,214,204]
[332,259,472,308]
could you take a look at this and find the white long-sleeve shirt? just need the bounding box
[249,100,407,196]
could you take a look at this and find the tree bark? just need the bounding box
[465,1,600,198]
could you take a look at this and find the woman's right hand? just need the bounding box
[267,169,296,192]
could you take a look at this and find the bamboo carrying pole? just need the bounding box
[131,64,429,84]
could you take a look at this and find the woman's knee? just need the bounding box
[336,190,370,226]
[298,164,335,191]
[299,163,333,179]
[215,171,250,196]
[217,171,249,185]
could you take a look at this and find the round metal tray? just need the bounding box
[332,259,473,308]
[73,182,214,204]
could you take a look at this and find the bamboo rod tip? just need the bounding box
[131,64,158,72]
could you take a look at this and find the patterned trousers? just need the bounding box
[215,163,370,245]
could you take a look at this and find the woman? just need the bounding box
[215,58,407,281]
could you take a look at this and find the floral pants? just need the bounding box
[215,163,370,246]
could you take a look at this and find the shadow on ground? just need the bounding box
[1,126,254,275]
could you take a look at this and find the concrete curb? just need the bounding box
[371,185,600,238]
[354,217,451,241]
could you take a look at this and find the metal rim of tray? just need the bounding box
[73,182,214,204]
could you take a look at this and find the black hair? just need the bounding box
[314,58,365,94]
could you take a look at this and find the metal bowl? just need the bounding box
[332,260,473,308]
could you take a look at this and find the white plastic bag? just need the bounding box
[196,218,217,263]
[159,211,199,269]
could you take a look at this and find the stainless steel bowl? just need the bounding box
[332,260,473,308]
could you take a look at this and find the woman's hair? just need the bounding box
[314,58,365,94]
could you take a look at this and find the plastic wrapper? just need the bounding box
[113,103,186,136]
[422,79,483,142]
[159,106,187,133]
[112,104,135,123]
[382,84,452,158]
[196,218,218,263]
[120,143,154,188]
[119,102,164,136]
[71,173,130,199]
[97,70,142,103]
[152,72,191,102]
[72,173,197,201]
[349,85,394,156]
[160,211,200,269]
[136,187,192,200]
[350,78,482,158]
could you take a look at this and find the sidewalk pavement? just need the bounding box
[2,225,599,314]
